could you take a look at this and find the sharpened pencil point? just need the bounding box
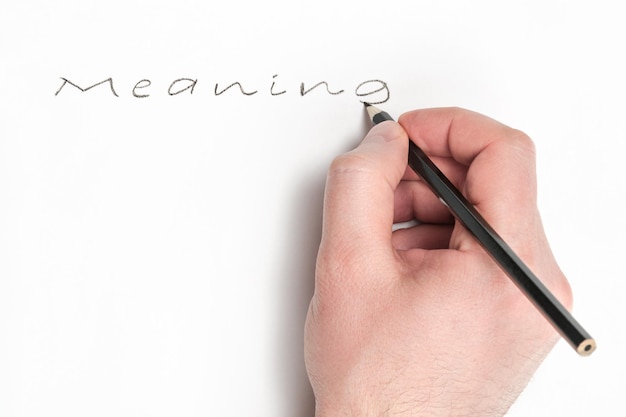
[365,103,383,121]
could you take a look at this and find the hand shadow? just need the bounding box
[275,171,322,417]
[276,114,371,417]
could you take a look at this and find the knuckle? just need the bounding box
[327,151,376,178]
[507,128,536,156]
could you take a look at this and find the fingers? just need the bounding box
[319,107,543,292]
[320,121,408,259]
[398,108,539,248]
[393,157,466,224]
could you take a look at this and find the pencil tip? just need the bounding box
[364,102,380,120]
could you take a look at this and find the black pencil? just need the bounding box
[365,103,596,356]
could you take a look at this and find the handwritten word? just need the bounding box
[54,75,390,104]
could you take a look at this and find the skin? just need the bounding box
[304,108,573,417]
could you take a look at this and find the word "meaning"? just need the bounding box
[54,74,390,104]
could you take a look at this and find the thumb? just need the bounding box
[321,120,408,258]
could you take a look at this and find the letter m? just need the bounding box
[55,77,119,97]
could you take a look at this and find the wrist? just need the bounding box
[313,398,444,417]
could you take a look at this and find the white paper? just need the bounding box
[2,1,624,416]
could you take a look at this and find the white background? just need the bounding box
[1,1,624,416]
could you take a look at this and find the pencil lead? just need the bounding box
[364,102,379,120]
[363,102,371,107]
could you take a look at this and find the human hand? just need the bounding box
[304,108,573,417]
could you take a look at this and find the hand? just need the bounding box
[304,108,572,417]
